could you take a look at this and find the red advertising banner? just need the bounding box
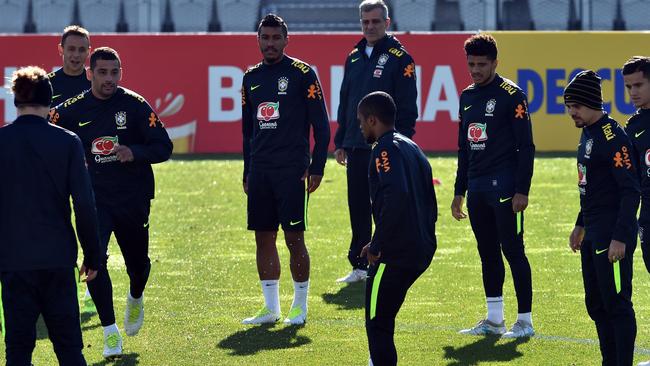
[0,34,472,153]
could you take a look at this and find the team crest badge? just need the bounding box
[278,77,289,94]
[585,139,593,156]
[485,99,496,116]
[115,111,127,130]
[378,54,389,66]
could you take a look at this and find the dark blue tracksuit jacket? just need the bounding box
[335,35,418,149]
[368,130,437,271]
[0,115,101,271]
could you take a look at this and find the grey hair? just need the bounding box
[359,0,389,20]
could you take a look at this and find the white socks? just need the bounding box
[260,279,309,314]
[485,296,533,326]
[291,280,309,311]
[517,312,533,325]
[261,280,281,314]
[486,296,504,324]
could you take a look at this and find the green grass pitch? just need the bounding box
[11,156,650,365]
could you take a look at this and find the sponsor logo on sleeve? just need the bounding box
[375,150,390,173]
[499,80,517,95]
[48,109,59,124]
[291,60,310,74]
[602,123,615,141]
[307,81,322,100]
[613,146,632,169]
[403,62,415,78]
[514,104,526,119]
[388,48,404,57]
[148,112,160,128]
[256,102,280,129]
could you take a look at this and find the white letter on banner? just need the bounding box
[208,66,244,122]
[422,65,459,122]
[330,65,343,120]
[2,67,17,124]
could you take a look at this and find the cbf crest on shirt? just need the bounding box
[241,55,330,180]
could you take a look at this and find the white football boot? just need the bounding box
[336,269,367,283]
[502,320,535,338]
[102,327,123,359]
[242,306,281,325]
[459,319,507,336]
[124,292,144,336]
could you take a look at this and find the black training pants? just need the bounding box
[88,200,151,327]
[1,269,86,366]
[365,263,424,366]
[581,238,636,366]
[345,148,372,270]
[466,189,533,313]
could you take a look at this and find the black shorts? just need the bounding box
[247,167,307,232]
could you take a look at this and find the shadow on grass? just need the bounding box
[218,323,311,356]
[36,312,100,339]
[80,310,102,333]
[91,352,140,366]
[321,282,365,310]
[443,335,530,366]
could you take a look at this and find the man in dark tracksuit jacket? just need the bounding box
[49,25,91,106]
[453,34,535,337]
[0,66,101,366]
[334,0,418,283]
[622,57,650,366]
[240,14,330,326]
[50,47,173,359]
[358,92,436,366]
[566,70,639,366]
[623,56,650,275]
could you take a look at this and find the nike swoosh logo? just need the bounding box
[251,85,260,91]
[499,197,512,203]
[78,121,92,127]
[351,58,360,63]
[52,94,62,100]
[143,222,149,228]
[595,248,608,255]
[289,220,302,226]
[636,130,645,138]
[464,105,472,111]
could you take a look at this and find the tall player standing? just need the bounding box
[241,14,330,325]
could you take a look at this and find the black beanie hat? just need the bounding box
[563,70,603,111]
[13,76,53,108]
